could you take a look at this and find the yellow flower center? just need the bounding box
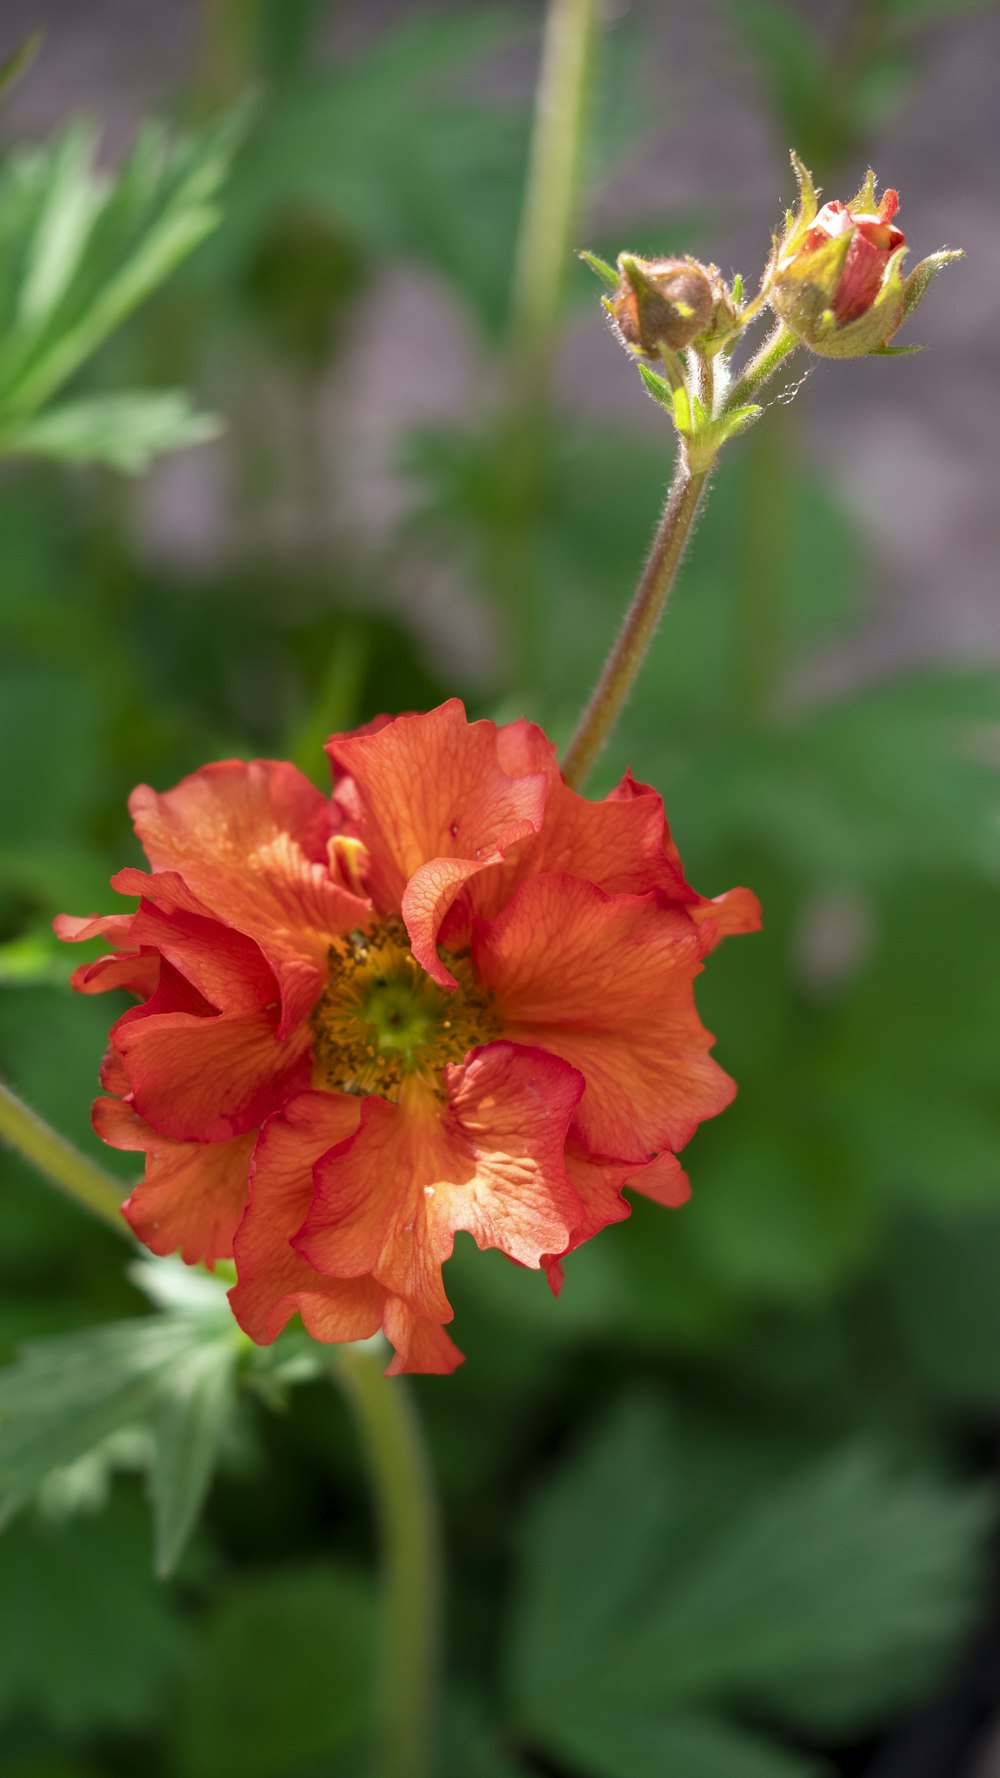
[310,920,501,1100]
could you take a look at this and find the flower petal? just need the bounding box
[122,899,277,1015]
[474,874,735,1160]
[129,761,368,1035]
[327,701,547,985]
[229,1091,384,1345]
[114,1006,312,1143]
[382,1298,465,1376]
[297,1042,583,1333]
[93,1095,254,1265]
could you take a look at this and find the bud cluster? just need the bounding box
[767,155,961,359]
[583,150,963,470]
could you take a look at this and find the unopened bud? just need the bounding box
[608,255,715,356]
[769,155,962,358]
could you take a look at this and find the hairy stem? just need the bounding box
[0,1080,130,1237]
[560,458,709,789]
[335,1343,441,1778]
[726,321,799,413]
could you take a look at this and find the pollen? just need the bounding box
[310,919,501,1100]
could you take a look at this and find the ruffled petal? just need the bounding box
[327,701,547,986]
[296,1042,583,1337]
[129,761,367,1035]
[70,949,160,999]
[382,1298,465,1375]
[93,1095,254,1265]
[114,1006,312,1143]
[121,899,277,1015]
[229,1091,384,1345]
[474,874,735,1160]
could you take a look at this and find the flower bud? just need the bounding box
[769,155,962,359]
[608,254,715,356]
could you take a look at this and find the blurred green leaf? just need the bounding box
[0,110,241,425]
[540,1707,826,1778]
[1,390,219,471]
[173,1565,375,1778]
[0,1496,184,1733]
[508,1394,988,1762]
[884,1207,1000,1407]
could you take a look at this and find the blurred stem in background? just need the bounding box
[334,1343,441,1778]
[496,0,602,693]
[0,1081,130,1238]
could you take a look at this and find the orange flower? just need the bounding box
[58,702,758,1373]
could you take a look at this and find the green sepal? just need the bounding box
[900,249,964,324]
[636,362,675,413]
[731,271,744,306]
[788,149,819,230]
[848,166,878,213]
[869,343,925,357]
[716,402,763,441]
[671,382,692,436]
[579,249,621,292]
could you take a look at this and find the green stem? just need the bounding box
[0,1080,130,1238]
[335,1343,441,1778]
[725,321,799,413]
[560,458,709,789]
[508,0,601,406]
[496,0,601,690]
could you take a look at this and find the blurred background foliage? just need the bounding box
[0,1,999,1775]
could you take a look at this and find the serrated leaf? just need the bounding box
[0,109,243,423]
[635,362,674,412]
[508,1395,989,1762]
[150,1340,239,1577]
[603,1449,989,1736]
[1,390,220,471]
[579,249,619,291]
[0,1296,240,1571]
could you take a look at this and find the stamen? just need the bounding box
[310,918,501,1100]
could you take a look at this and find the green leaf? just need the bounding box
[1,390,220,471]
[507,1395,988,1763]
[539,1706,826,1778]
[635,362,675,412]
[578,249,619,291]
[885,1207,1000,1407]
[604,1449,988,1736]
[0,1279,240,1572]
[0,1498,184,1733]
[150,1339,240,1577]
[0,110,242,423]
[172,1566,375,1778]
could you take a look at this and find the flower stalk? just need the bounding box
[0,1079,130,1238]
[334,1342,442,1778]
[561,461,709,789]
